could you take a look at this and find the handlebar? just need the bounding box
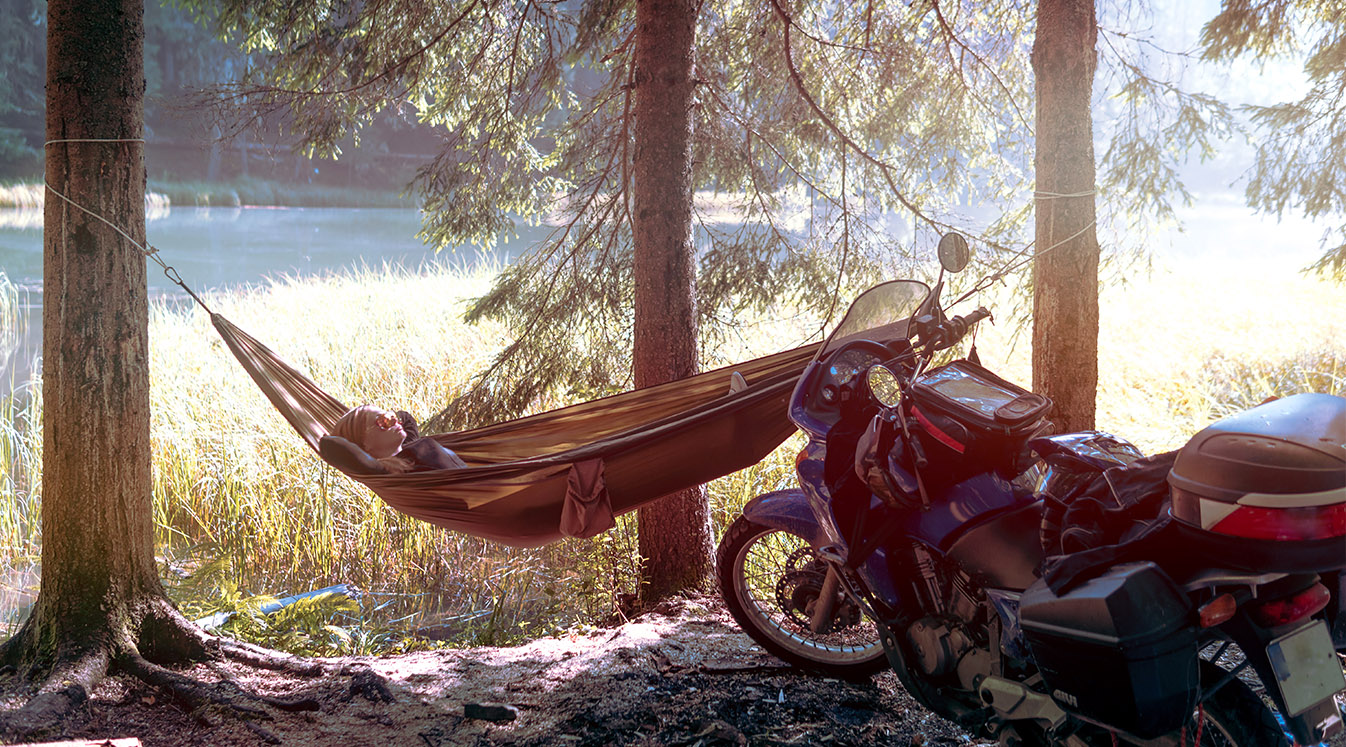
[918,306,991,351]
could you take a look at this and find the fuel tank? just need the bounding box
[945,501,1044,591]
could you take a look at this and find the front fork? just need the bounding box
[809,566,844,633]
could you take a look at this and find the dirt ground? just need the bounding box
[0,594,984,747]
[2,595,1344,747]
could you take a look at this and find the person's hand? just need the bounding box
[396,410,420,440]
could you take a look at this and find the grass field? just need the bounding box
[0,255,1340,652]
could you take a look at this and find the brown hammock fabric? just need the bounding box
[212,314,818,547]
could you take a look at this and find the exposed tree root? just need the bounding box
[0,598,330,742]
[0,648,111,739]
[118,652,319,714]
[218,638,328,676]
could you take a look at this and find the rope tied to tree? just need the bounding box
[1033,189,1098,200]
[42,138,214,315]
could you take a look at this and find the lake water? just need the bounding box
[0,207,538,389]
[0,206,512,297]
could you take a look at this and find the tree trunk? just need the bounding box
[0,3,342,735]
[29,0,165,663]
[631,0,710,603]
[1030,0,1100,434]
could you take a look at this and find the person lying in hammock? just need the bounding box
[329,405,468,473]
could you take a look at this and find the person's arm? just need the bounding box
[402,437,468,471]
[395,410,420,441]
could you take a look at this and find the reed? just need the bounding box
[0,275,40,573]
[0,255,1341,651]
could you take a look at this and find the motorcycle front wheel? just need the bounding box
[715,515,887,679]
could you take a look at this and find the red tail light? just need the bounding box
[1208,503,1346,541]
[1249,583,1332,627]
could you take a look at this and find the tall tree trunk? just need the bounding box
[35,0,162,662]
[632,0,710,603]
[1,3,335,736]
[2,2,204,728]
[1030,0,1100,434]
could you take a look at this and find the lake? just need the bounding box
[0,206,538,389]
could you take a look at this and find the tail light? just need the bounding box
[1249,582,1332,628]
[1207,503,1346,541]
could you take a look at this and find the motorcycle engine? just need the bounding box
[906,567,996,691]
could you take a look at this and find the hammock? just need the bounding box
[212,314,818,548]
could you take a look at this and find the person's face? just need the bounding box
[363,410,406,458]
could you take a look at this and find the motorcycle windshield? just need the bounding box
[816,280,932,361]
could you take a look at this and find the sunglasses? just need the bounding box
[374,411,400,430]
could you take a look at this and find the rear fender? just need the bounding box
[741,489,826,547]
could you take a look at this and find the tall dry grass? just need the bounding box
[958,261,1346,452]
[0,274,39,569]
[0,254,1340,649]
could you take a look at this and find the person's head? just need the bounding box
[332,405,406,459]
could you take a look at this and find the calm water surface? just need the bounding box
[0,206,519,296]
[0,206,529,388]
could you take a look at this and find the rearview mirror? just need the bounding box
[937,232,970,274]
[866,365,902,407]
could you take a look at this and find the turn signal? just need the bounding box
[1198,593,1238,628]
[1249,583,1332,628]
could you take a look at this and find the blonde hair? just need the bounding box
[331,405,414,474]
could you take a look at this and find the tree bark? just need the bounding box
[26,0,165,664]
[631,0,711,603]
[0,4,342,735]
[1030,0,1100,434]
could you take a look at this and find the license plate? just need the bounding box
[1266,620,1346,716]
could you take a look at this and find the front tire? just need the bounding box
[716,515,887,679]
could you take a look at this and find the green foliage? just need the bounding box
[165,554,384,656]
[192,0,1268,429]
[194,0,1061,430]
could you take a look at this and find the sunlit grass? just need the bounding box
[966,262,1346,452]
[0,274,39,573]
[0,255,1340,650]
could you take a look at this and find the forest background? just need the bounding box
[0,0,1343,659]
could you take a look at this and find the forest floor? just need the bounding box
[3,594,985,747]
[6,593,1346,747]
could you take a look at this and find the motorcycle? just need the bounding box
[716,233,1346,746]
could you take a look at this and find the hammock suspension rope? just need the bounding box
[32,157,816,547]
